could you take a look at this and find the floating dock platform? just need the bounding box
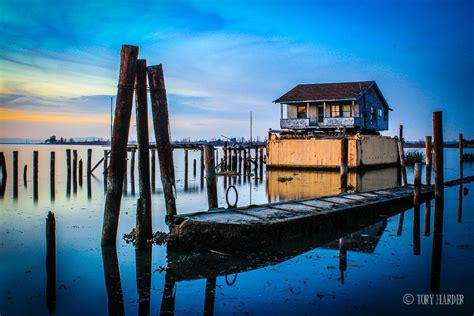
[168,184,434,252]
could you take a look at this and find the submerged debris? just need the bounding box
[277,176,294,183]
[123,228,169,246]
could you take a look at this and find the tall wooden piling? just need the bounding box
[102,44,139,247]
[397,125,407,186]
[151,150,156,191]
[425,136,432,185]
[33,151,38,202]
[46,211,56,313]
[193,159,197,177]
[340,138,348,192]
[259,146,264,179]
[204,145,218,209]
[254,146,258,176]
[433,112,443,198]
[459,133,463,179]
[135,58,152,249]
[414,162,421,205]
[13,151,18,198]
[50,152,55,201]
[148,64,177,217]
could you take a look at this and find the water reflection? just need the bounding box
[430,196,444,292]
[266,167,398,202]
[135,247,152,316]
[101,246,125,316]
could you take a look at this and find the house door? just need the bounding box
[317,106,324,123]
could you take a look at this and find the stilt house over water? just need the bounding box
[273,81,391,133]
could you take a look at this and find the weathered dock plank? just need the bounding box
[168,184,436,251]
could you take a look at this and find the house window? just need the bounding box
[331,105,340,117]
[383,109,388,120]
[378,109,383,117]
[371,107,376,121]
[342,105,351,117]
[297,105,307,119]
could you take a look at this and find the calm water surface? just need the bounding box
[0,145,473,315]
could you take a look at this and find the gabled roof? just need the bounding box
[273,80,390,109]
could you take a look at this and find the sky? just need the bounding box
[0,0,473,142]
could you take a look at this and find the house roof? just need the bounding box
[273,81,389,109]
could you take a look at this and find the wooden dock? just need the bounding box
[168,184,435,252]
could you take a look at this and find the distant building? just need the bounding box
[273,81,391,132]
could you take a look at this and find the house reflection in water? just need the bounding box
[266,167,399,202]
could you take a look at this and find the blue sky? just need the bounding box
[0,0,472,141]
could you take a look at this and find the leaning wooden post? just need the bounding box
[193,158,197,177]
[148,64,177,217]
[102,44,139,247]
[414,162,421,205]
[340,138,349,192]
[13,151,18,198]
[203,145,218,209]
[459,133,463,180]
[134,58,152,249]
[425,136,432,185]
[46,211,56,313]
[50,152,55,201]
[151,150,156,191]
[433,112,443,198]
[33,151,38,201]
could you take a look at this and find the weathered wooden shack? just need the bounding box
[274,81,391,132]
[267,81,398,169]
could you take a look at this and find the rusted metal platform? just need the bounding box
[167,184,435,252]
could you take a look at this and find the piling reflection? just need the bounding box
[204,277,216,316]
[458,185,463,223]
[413,205,421,255]
[135,247,152,316]
[424,200,431,236]
[45,211,56,313]
[266,167,398,202]
[101,246,125,316]
[430,195,444,292]
[160,274,176,315]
